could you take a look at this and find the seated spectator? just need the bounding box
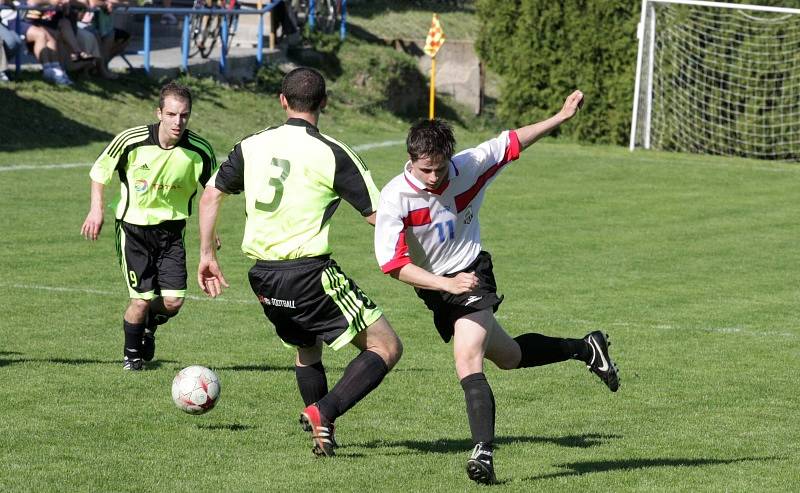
[79,0,129,73]
[0,5,24,81]
[2,0,73,84]
[26,0,96,70]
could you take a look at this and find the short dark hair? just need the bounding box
[159,81,192,111]
[281,67,327,112]
[406,119,455,162]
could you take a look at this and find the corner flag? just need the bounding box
[424,13,446,57]
[424,14,445,119]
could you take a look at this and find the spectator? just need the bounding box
[0,6,23,81]
[2,0,73,84]
[80,0,129,72]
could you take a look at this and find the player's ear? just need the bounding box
[319,96,328,111]
[279,93,289,111]
[156,106,162,121]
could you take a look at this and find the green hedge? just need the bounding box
[476,0,639,145]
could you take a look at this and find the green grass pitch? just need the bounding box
[1,121,798,491]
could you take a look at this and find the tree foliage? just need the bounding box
[476,0,640,145]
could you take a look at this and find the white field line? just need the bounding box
[0,162,91,172]
[2,282,256,304]
[0,140,406,173]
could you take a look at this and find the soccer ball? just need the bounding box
[171,366,221,415]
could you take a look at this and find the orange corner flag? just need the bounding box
[423,13,446,58]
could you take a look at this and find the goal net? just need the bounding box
[629,0,800,161]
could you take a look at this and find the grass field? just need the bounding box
[1,83,799,491]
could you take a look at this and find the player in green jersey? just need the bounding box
[197,67,402,456]
[81,81,217,371]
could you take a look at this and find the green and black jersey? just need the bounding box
[90,123,217,226]
[211,118,379,260]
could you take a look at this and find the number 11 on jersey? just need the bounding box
[434,219,455,243]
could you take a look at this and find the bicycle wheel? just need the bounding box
[200,15,222,58]
[313,0,340,34]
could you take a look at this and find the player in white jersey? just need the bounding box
[375,90,620,484]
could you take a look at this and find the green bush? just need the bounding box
[476,0,640,145]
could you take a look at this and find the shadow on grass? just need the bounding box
[0,86,113,152]
[524,456,783,481]
[0,356,177,368]
[214,364,294,372]
[355,433,622,454]
[195,423,254,432]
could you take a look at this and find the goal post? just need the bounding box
[629,0,800,161]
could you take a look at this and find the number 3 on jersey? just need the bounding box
[434,219,455,243]
[255,158,291,212]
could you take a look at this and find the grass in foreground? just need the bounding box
[1,86,799,491]
[0,128,800,491]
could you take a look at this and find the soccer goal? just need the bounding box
[629,0,800,161]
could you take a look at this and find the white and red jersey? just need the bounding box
[375,130,521,275]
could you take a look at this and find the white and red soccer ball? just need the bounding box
[171,366,221,414]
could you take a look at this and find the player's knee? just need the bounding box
[493,356,518,371]
[375,331,403,369]
[162,296,184,313]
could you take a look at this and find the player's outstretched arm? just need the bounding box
[391,263,478,295]
[198,186,229,297]
[80,181,105,241]
[515,90,584,150]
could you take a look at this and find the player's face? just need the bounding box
[157,96,191,144]
[409,154,449,189]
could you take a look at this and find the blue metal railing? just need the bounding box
[123,3,281,75]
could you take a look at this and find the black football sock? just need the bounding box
[123,320,146,359]
[514,333,590,368]
[316,350,388,422]
[295,361,329,406]
[460,373,495,445]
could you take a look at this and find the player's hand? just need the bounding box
[198,258,229,298]
[80,210,104,241]
[444,271,479,295]
[559,90,584,120]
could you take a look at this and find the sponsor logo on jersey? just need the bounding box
[150,183,183,191]
[464,205,473,224]
[134,179,148,192]
[465,295,482,306]
[258,295,296,308]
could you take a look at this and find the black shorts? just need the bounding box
[248,256,383,350]
[416,251,503,343]
[115,220,187,300]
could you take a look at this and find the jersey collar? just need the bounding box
[403,160,453,195]
[285,117,318,130]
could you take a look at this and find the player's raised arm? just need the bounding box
[197,186,229,297]
[81,180,106,241]
[515,89,584,150]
